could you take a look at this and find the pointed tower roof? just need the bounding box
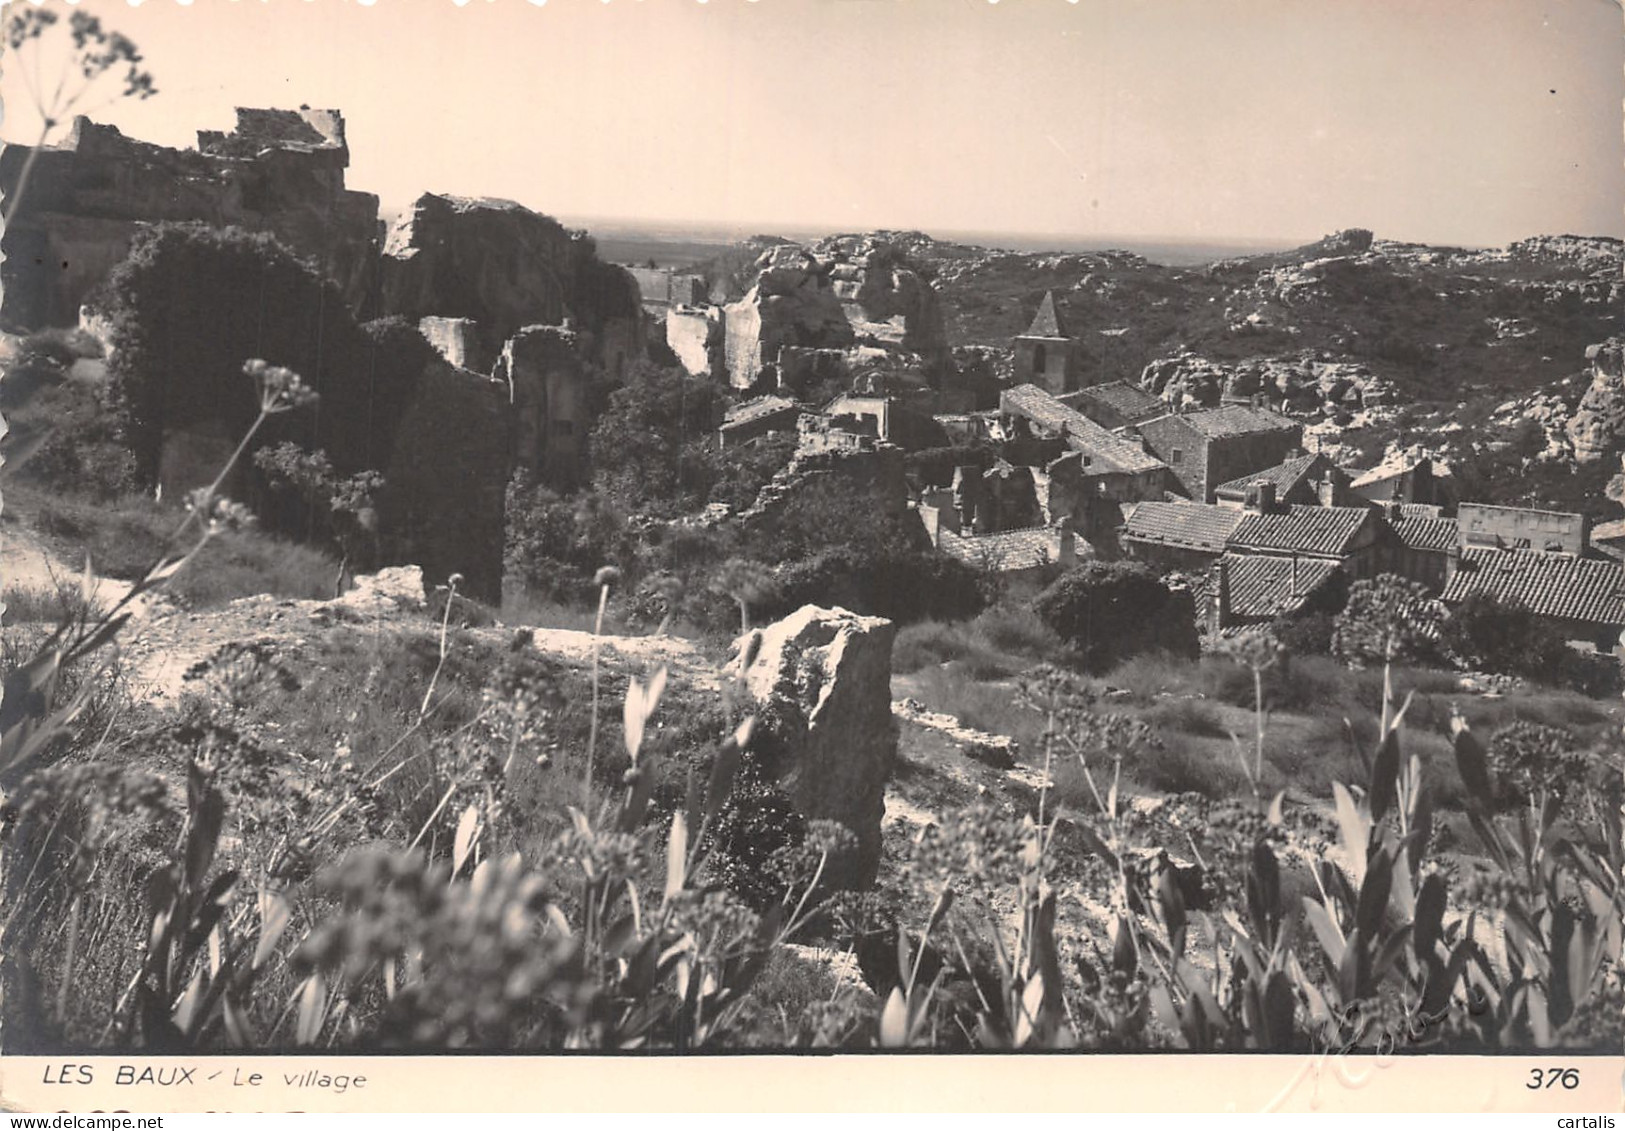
[1023,290,1070,339]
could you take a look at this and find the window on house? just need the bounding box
[1083,455,1092,468]
[1172,448,1184,463]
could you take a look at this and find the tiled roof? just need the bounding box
[938,525,1069,572]
[1151,404,1300,439]
[1230,505,1372,557]
[1023,291,1070,339]
[1390,514,1459,554]
[1123,501,1245,552]
[1213,453,1325,500]
[1591,518,1625,543]
[1001,384,1165,474]
[1441,548,1625,628]
[1064,380,1164,425]
[722,395,799,430]
[1220,553,1341,620]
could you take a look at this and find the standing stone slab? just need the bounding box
[730,605,897,889]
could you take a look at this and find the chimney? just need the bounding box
[1290,551,1301,597]
[1245,480,1277,514]
[1208,557,1229,634]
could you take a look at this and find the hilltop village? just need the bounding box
[4,106,1624,659]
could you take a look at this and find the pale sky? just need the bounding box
[4,0,1621,247]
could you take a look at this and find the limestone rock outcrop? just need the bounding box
[730,605,898,889]
[815,235,949,358]
[338,565,427,615]
[375,192,643,370]
[1138,351,1390,411]
[1565,339,1625,463]
[666,305,725,379]
[723,248,854,389]
[718,237,949,391]
[0,109,381,329]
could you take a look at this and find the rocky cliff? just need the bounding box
[1566,339,1625,464]
[374,192,644,368]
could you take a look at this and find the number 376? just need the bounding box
[1528,1068,1581,1090]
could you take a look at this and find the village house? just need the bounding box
[1202,552,1345,633]
[718,395,801,448]
[1061,380,1164,430]
[1011,291,1083,394]
[1441,549,1625,651]
[1383,503,1460,591]
[1136,403,1303,502]
[1123,482,1401,580]
[1456,502,1589,556]
[1350,453,1444,507]
[1213,451,1359,509]
[822,392,947,450]
[999,385,1168,486]
[1225,495,1398,580]
[1121,500,1247,572]
[933,522,1080,576]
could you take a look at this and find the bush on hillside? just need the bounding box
[1033,561,1199,673]
[760,545,985,627]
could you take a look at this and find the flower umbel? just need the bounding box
[246,358,320,415]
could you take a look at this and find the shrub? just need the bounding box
[503,476,635,606]
[1033,561,1199,674]
[1331,574,1445,668]
[0,344,136,498]
[1271,610,1336,657]
[1486,721,1589,809]
[588,360,725,516]
[1442,592,1567,680]
[762,545,985,628]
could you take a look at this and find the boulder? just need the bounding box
[729,605,898,889]
[339,565,426,615]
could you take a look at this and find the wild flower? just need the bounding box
[245,359,319,415]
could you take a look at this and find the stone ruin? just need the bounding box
[0,108,380,328]
[0,107,650,600]
[667,235,949,396]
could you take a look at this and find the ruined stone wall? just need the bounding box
[498,325,591,490]
[666,307,723,378]
[0,110,380,330]
[380,362,514,601]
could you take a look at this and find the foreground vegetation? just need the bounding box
[1,363,1618,1053]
